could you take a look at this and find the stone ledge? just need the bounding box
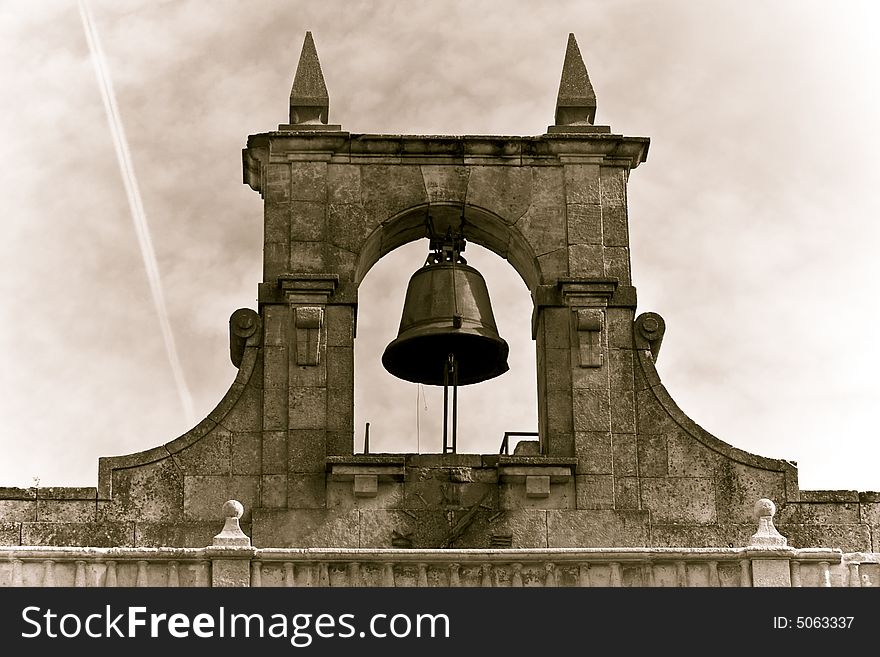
[498,457,577,485]
[326,456,405,482]
[36,487,97,501]
[246,133,650,170]
[0,487,35,500]
[800,490,860,503]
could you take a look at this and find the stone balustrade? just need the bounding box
[1,499,876,587]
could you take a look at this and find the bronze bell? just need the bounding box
[382,255,509,386]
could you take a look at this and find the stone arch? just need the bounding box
[354,201,542,294]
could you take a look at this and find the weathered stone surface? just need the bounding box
[329,203,372,253]
[261,474,287,508]
[546,389,574,434]
[290,200,327,242]
[358,509,449,548]
[325,305,354,347]
[466,166,531,223]
[183,475,260,521]
[21,522,134,547]
[0,522,20,545]
[500,480,573,510]
[778,523,871,552]
[100,460,184,522]
[575,432,611,474]
[327,480,403,510]
[361,165,427,224]
[265,164,291,201]
[637,433,668,477]
[563,165,600,205]
[421,165,469,202]
[263,385,287,432]
[0,500,35,522]
[714,460,787,524]
[666,430,718,477]
[232,432,261,475]
[261,430,287,474]
[566,203,602,245]
[289,240,326,272]
[603,246,631,284]
[606,308,634,349]
[515,206,566,257]
[609,349,634,390]
[134,522,232,548]
[575,474,614,509]
[602,205,628,247]
[36,500,96,523]
[641,477,716,524]
[252,509,359,548]
[174,429,232,475]
[290,161,327,202]
[547,509,648,547]
[567,244,604,277]
[288,429,326,472]
[610,391,635,433]
[211,558,252,587]
[536,247,568,281]
[219,380,262,432]
[289,387,326,429]
[862,502,880,528]
[612,433,637,477]
[264,203,290,243]
[287,473,326,509]
[477,509,548,548]
[776,502,860,525]
[573,389,611,432]
[614,477,640,509]
[650,523,753,548]
[327,164,361,205]
[326,430,354,456]
[636,390,676,433]
[325,385,353,432]
[0,487,35,500]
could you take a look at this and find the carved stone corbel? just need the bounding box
[294,306,323,366]
[574,308,603,368]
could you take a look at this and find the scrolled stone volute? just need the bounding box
[229,308,261,368]
[634,312,666,361]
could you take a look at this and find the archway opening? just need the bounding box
[354,239,537,455]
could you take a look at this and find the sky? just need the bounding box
[1,0,878,493]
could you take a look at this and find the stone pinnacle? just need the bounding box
[289,31,330,125]
[554,33,597,126]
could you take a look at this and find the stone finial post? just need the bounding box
[209,500,255,587]
[213,499,251,546]
[284,31,342,130]
[747,498,792,587]
[551,33,597,129]
[748,498,787,547]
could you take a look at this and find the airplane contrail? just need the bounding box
[78,0,195,426]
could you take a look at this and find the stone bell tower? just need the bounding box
[1,32,876,554]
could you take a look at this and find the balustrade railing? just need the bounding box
[1,499,876,588]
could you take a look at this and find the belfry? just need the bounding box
[0,32,877,588]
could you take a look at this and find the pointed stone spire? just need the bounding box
[552,33,599,130]
[285,31,342,130]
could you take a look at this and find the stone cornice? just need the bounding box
[244,132,650,192]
